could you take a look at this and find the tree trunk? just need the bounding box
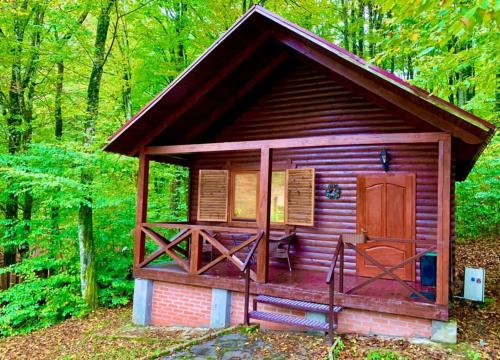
[496,71,500,117]
[340,0,350,51]
[117,15,132,120]
[55,61,64,139]
[406,55,414,80]
[51,60,64,242]
[357,0,365,57]
[175,0,187,70]
[52,10,88,243]
[79,0,115,310]
[4,193,18,288]
[20,192,33,261]
[4,0,30,287]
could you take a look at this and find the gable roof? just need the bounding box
[104,5,495,179]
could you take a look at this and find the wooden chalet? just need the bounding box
[104,6,495,340]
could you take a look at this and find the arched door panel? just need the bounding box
[356,174,415,281]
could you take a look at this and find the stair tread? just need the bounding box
[255,295,343,314]
[249,310,333,331]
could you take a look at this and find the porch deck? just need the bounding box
[135,262,448,321]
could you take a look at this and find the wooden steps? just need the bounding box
[248,294,342,332]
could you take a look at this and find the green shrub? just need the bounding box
[0,146,188,336]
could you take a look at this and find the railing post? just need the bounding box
[135,151,149,267]
[244,265,251,326]
[241,231,263,326]
[339,242,344,293]
[328,272,335,345]
[189,229,201,274]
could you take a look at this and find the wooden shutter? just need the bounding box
[197,170,228,222]
[285,168,315,226]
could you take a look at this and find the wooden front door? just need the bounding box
[356,174,416,281]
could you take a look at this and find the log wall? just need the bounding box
[189,63,454,275]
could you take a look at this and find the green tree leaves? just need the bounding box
[0,0,497,336]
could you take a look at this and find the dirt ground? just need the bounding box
[0,238,498,359]
[0,307,214,360]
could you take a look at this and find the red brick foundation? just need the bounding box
[150,281,432,338]
[151,281,212,327]
[337,308,431,338]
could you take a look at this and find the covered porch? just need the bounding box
[132,131,452,322]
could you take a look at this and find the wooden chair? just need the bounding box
[341,232,367,245]
[269,233,296,272]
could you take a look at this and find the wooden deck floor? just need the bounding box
[135,262,448,321]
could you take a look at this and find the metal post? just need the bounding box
[244,265,251,326]
[339,242,344,293]
[328,272,335,345]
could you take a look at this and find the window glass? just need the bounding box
[231,171,285,222]
[271,171,285,223]
[232,172,258,220]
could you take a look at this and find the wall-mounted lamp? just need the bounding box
[379,148,390,172]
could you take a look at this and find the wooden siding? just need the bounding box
[189,63,451,275]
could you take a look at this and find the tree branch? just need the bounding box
[101,0,120,67]
[119,0,155,18]
[61,9,90,41]
[21,4,46,91]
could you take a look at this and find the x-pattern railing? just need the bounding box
[325,235,438,344]
[197,230,259,279]
[139,226,190,271]
[138,223,261,280]
[345,240,437,302]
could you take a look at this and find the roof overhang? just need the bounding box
[103,5,496,180]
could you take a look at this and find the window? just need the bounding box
[231,171,286,223]
[198,168,315,226]
[232,172,258,220]
[271,171,285,222]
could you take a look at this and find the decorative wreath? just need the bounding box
[325,184,341,200]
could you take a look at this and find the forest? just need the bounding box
[0,0,498,337]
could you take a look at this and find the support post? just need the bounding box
[257,147,272,283]
[210,288,232,328]
[135,151,150,267]
[189,229,202,274]
[132,278,153,325]
[436,136,451,306]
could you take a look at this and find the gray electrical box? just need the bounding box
[464,267,485,302]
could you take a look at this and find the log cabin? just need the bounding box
[104,6,496,341]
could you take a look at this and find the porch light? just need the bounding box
[379,148,390,172]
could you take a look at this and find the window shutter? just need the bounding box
[285,168,315,226]
[197,170,229,222]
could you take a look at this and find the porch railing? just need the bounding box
[242,230,265,326]
[137,222,262,280]
[325,235,438,343]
